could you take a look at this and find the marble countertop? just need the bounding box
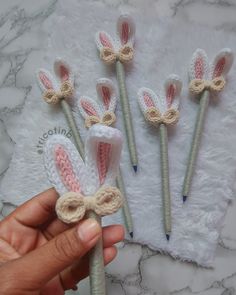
[1,0,236,294]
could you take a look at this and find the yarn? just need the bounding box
[43,81,74,104]
[56,186,123,224]
[189,77,225,95]
[144,107,179,126]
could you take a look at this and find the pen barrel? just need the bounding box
[60,99,85,159]
[87,211,106,295]
[116,168,133,235]
[182,90,210,198]
[115,60,138,167]
[159,123,171,235]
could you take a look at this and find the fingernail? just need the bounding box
[78,219,101,243]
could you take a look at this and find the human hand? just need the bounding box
[0,188,124,294]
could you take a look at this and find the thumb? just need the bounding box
[8,218,101,288]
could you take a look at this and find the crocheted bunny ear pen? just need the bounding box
[44,125,124,295]
[78,78,134,237]
[95,14,138,172]
[37,62,124,294]
[138,75,182,240]
[36,59,84,158]
[182,48,234,202]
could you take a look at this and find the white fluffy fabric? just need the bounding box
[1,0,236,267]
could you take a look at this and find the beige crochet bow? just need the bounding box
[43,81,74,104]
[100,45,134,65]
[144,107,180,126]
[85,111,116,128]
[189,76,225,95]
[56,186,123,224]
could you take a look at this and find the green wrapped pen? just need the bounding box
[37,61,106,295]
[137,75,182,240]
[95,14,138,172]
[78,78,134,237]
[183,48,234,202]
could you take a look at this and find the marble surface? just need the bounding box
[0,0,236,294]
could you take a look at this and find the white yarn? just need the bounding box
[44,134,86,195]
[96,78,117,113]
[163,74,182,111]
[44,125,123,197]
[189,49,209,81]
[78,78,117,121]
[137,87,160,113]
[95,14,135,55]
[189,48,234,82]
[137,74,182,116]
[210,48,234,79]
[85,125,123,195]
[78,96,104,119]
[37,59,74,94]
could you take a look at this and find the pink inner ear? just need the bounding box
[39,72,53,89]
[99,32,113,49]
[97,142,111,185]
[143,92,155,108]
[166,84,176,108]
[121,22,129,45]
[81,100,98,116]
[194,56,204,79]
[101,86,111,110]
[213,57,226,78]
[54,145,81,192]
[60,65,69,81]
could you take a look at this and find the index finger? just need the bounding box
[6,188,59,227]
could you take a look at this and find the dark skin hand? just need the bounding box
[0,188,124,294]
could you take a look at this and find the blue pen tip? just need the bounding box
[166,234,170,241]
[183,195,188,203]
[133,165,138,173]
[130,232,133,238]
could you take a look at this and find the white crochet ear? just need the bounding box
[36,69,58,92]
[189,49,209,81]
[96,78,117,112]
[117,14,135,46]
[78,96,102,120]
[137,87,160,114]
[211,48,234,79]
[54,59,74,84]
[44,135,86,195]
[163,74,182,110]
[84,125,123,195]
[95,31,116,51]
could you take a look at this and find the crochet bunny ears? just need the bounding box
[138,75,182,126]
[78,78,117,128]
[95,14,135,64]
[36,59,74,104]
[189,48,234,95]
[44,125,123,223]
